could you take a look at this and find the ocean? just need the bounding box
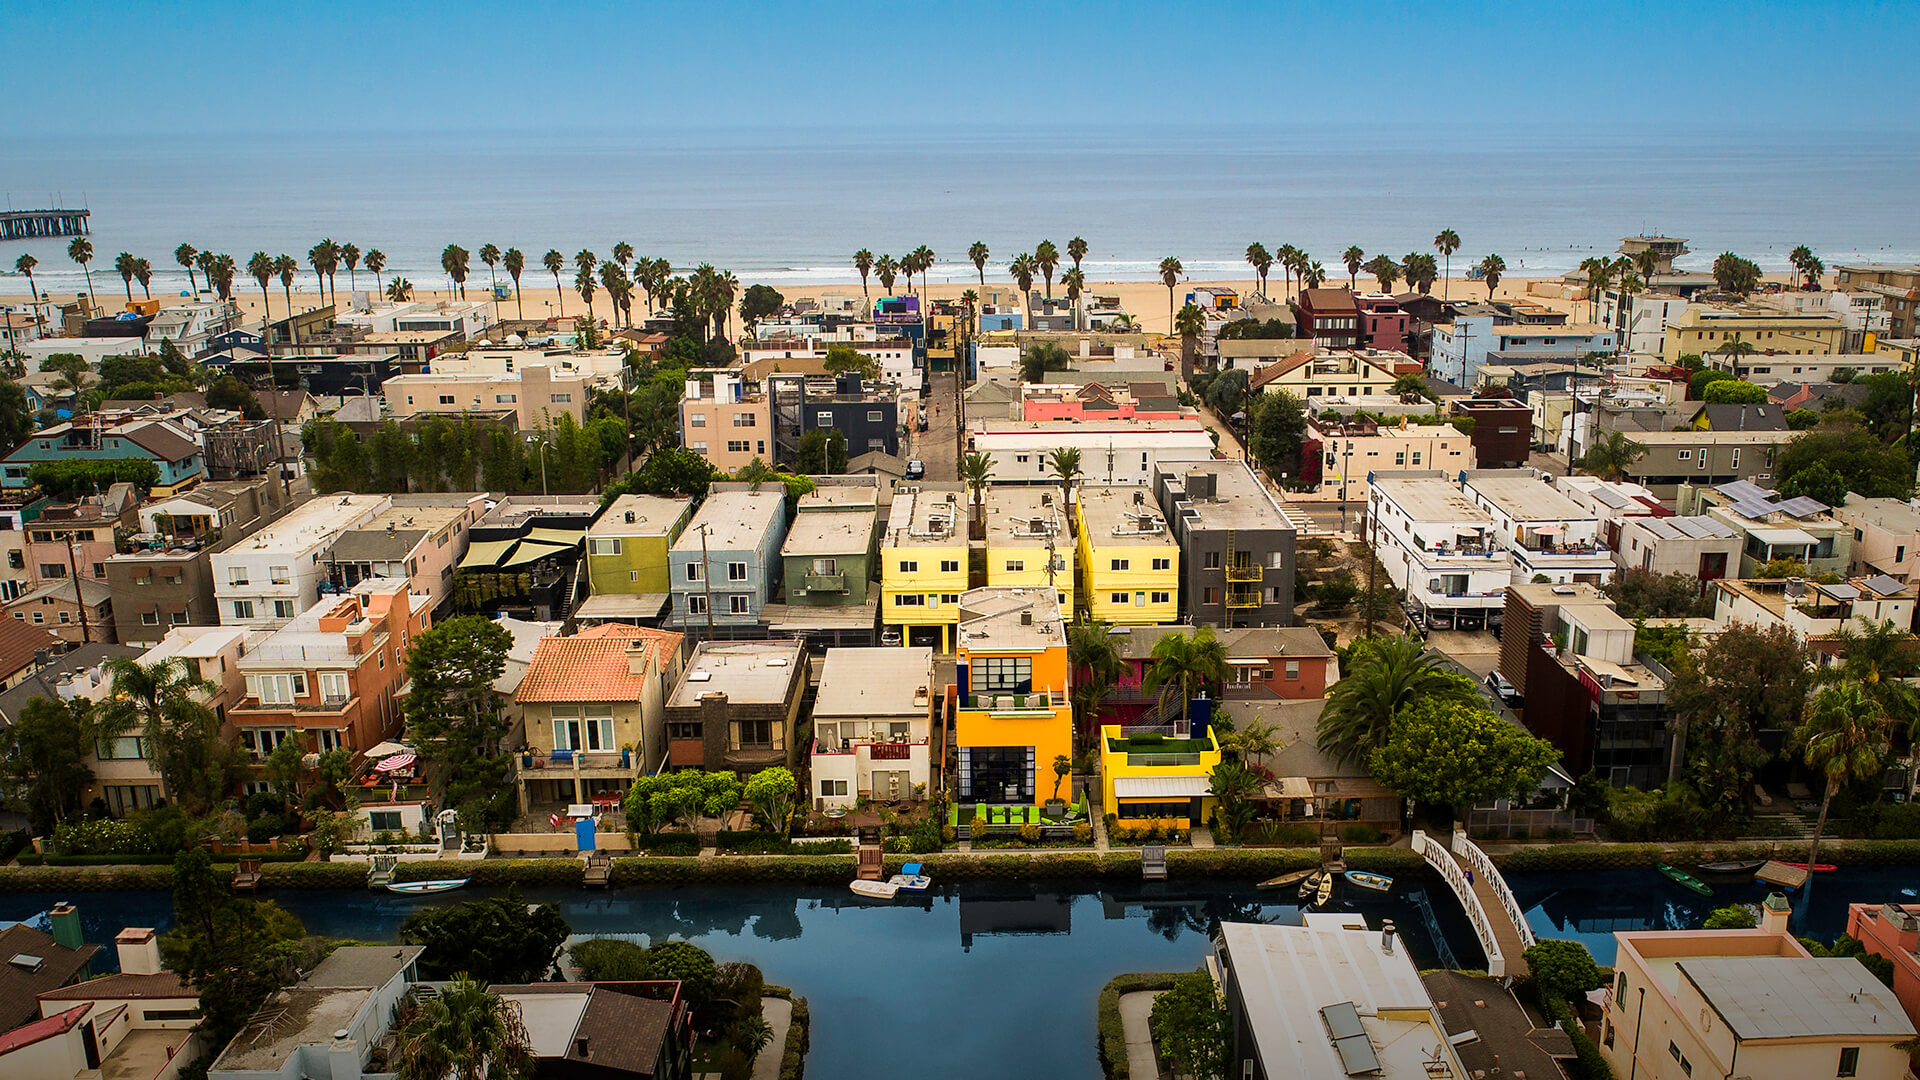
[4,126,1917,296]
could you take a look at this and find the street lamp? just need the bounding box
[535,441,551,496]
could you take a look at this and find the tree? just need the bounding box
[646,941,717,1009]
[15,253,43,330]
[1204,367,1249,417]
[1786,408,1820,430]
[248,250,274,321]
[823,343,881,382]
[1603,568,1712,618]
[1702,378,1767,404]
[114,251,137,302]
[99,656,242,815]
[1712,251,1763,296]
[636,447,716,498]
[962,451,995,529]
[1067,617,1124,746]
[1034,239,1060,297]
[575,265,597,324]
[876,253,900,295]
[1142,627,1229,727]
[1689,370,1735,400]
[205,375,265,419]
[274,253,298,317]
[1777,423,1913,504]
[1318,636,1478,767]
[571,939,653,981]
[1148,973,1229,1080]
[1067,236,1088,272]
[1246,390,1306,482]
[162,848,305,1046]
[967,241,989,288]
[739,284,783,331]
[1795,682,1889,871]
[68,237,96,300]
[1363,255,1400,293]
[406,616,515,828]
[386,277,415,303]
[1524,939,1603,1001]
[852,249,874,298]
[1020,342,1071,384]
[1822,618,1920,735]
[1158,256,1183,331]
[1006,253,1033,314]
[1048,446,1082,510]
[502,247,525,319]
[402,888,570,983]
[0,696,100,833]
[478,242,502,307]
[441,243,471,298]
[1208,759,1261,840]
[1340,245,1365,290]
[1174,302,1206,377]
[1668,621,1811,813]
[543,249,566,316]
[364,248,387,293]
[1477,253,1505,298]
[394,975,535,1080]
[1368,697,1560,809]
[0,381,33,458]
[1434,229,1461,299]
[1245,242,1273,298]
[744,766,799,834]
[1577,430,1646,480]
[1703,904,1758,929]
[342,242,361,293]
[175,243,199,294]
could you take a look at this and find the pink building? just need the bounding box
[1355,293,1410,353]
[1847,902,1920,1028]
[1016,381,1186,422]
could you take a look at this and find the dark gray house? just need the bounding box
[771,372,900,462]
[1154,457,1299,627]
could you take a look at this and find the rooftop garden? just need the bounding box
[1106,734,1213,755]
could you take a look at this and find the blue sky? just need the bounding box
[7,0,1917,136]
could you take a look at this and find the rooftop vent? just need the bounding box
[624,511,636,523]
[1020,609,1033,626]
[767,657,790,667]
[688,671,712,682]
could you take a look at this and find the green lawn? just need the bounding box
[1107,736,1212,754]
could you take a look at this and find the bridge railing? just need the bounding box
[1451,830,1536,951]
[1413,829,1507,978]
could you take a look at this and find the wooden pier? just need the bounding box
[1,209,90,241]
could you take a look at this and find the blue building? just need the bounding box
[667,484,790,635]
[0,418,205,493]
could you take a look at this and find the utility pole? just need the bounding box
[1365,503,1379,640]
[63,531,91,645]
[697,522,717,642]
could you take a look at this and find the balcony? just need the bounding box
[964,688,1065,714]
[1225,564,1263,583]
[803,571,847,593]
[522,749,634,776]
[1225,586,1262,609]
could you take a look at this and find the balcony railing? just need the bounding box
[803,572,847,593]
[965,689,1064,712]
[1127,752,1203,767]
[525,749,629,771]
[1225,565,1263,582]
[1225,587,1261,609]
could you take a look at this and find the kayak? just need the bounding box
[1260,869,1317,889]
[386,879,469,895]
[1784,862,1838,873]
[1697,860,1765,875]
[1298,871,1323,900]
[1658,864,1713,897]
[1313,874,1334,907]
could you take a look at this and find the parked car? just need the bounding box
[905,458,926,480]
[880,627,902,646]
[1484,670,1523,708]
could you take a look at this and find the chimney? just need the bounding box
[48,903,84,951]
[1381,919,1397,955]
[574,1037,591,1058]
[627,638,651,677]
[1760,892,1792,935]
[328,1031,360,1080]
[115,927,162,975]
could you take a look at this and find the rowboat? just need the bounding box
[386,879,469,895]
[1657,864,1713,897]
[1298,871,1323,900]
[888,863,932,893]
[1344,871,1394,892]
[1697,860,1765,876]
[849,879,899,900]
[1784,862,1838,873]
[1259,869,1317,889]
[1313,873,1334,907]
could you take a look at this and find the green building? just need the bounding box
[780,483,879,609]
[586,494,693,595]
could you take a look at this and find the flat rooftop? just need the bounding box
[302,944,424,988]
[813,646,932,717]
[798,484,879,510]
[957,587,1065,652]
[1463,471,1595,522]
[1372,475,1491,523]
[213,494,386,555]
[1836,496,1920,535]
[669,640,804,708]
[213,987,370,1072]
[589,495,692,538]
[884,487,965,549]
[1160,457,1300,531]
[982,486,1070,545]
[671,489,783,552]
[781,505,875,557]
[1679,956,1914,1040]
[1076,484,1176,548]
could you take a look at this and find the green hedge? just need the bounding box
[717,833,853,856]
[17,852,309,867]
[390,858,584,887]
[1095,973,1186,1080]
[1494,839,1920,872]
[1541,992,1615,1080]
[609,855,857,885]
[0,863,176,892]
[261,861,371,889]
[627,834,702,856]
[764,986,809,1080]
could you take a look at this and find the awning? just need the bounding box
[365,741,412,759]
[1748,526,1817,546]
[1113,776,1213,799]
[458,539,515,569]
[497,538,575,568]
[374,753,416,773]
[1260,776,1314,800]
[575,593,671,620]
[525,527,585,546]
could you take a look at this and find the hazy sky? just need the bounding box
[8,0,1918,136]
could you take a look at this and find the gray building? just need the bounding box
[1154,458,1300,627]
[105,480,294,645]
[667,484,790,635]
[771,372,902,464]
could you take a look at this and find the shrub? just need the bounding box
[573,938,652,980]
[628,834,702,856]
[1524,940,1602,1000]
[1096,973,1187,1079]
[1018,824,1042,844]
[648,941,716,1007]
[1072,822,1093,844]
[714,961,764,1021]
[1241,821,1318,846]
[1340,825,1386,845]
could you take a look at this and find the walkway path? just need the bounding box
[1450,849,1529,979]
[749,996,793,1080]
[1117,991,1166,1080]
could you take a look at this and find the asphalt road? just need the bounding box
[908,372,961,482]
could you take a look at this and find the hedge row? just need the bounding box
[1494,838,1920,873]
[17,852,307,867]
[0,864,175,892]
[764,986,809,1080]
[1095,972,1186,1080]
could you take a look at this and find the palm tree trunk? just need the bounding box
[552,272,564,317]
[1807,787,1832,870]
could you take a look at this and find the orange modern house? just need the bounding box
[230,579,428,769]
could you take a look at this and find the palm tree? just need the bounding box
[307,241,333,306]
[1305,261,1328,289]
[575,265,597,325]
[705,267,738,340]
[174,243,199,294]
[387,278,414,302]
[598,262,628,327]
[208,253,235,302]
[394,975,534,1080]
[910,245,936,297]
[1343,246,1365,290]
[499,248,525,319]
[1795,683,1889,872]
[1216,716,1281,764]
[1577,431,1646,480]
[1477,254,1506,299]
[1364,256,1398,293]
[1273,243,1299,298]
[1244,242,1272,299]
[1048,446,1082,513]
[68,237,96,301]
[15,253,43,330]
[1062,268,1087,331]
[98,656,220,813]
[196,250,217,295]
[961,451,995,531]
[364,249,387,294]
[1158,256,1183,331]
[114,252,138,303]
[1174,302,1206,379]
[479,243,502,307]
[1008,254,1035,317]
[542,250,565,317]
[1143,627,1229,729]
[876,254,899,295]
[1068,236,1088,273]
[968,241,990,288]
[247,252,274,320]
[442,244,471,299]
[853,249,874,299]
[733,1015,775,1058]
[1067,617,1125,749]
[1434,229,1460,300]
[274,254,298,318]
[1035,240,1060,298]
[133,258,152,300]
[1579,257,1613,323]
[1822,618,1920,734]
[341,243,361,294]
[1317,636,1476,766]
[612,241,634,272]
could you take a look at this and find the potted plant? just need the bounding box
[1045,755,1072,818]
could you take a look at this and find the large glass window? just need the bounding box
[962,746,1033,802]
[977,656,1032,692]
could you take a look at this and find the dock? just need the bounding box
[1756,860,1809,890]
[1,209,89,241]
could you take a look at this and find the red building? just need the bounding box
[1354,293,1410,353]
[1449,397,1533,469]
[1100,626,1336,734]
[1291,289,1361,349]
[1846,903,1920,1029]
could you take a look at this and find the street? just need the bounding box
[908,372,962,482]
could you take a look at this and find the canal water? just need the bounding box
[1,867,1911,1079]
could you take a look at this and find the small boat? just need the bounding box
[1697,859,1765,876]
[1260,868,1317,889]
[1313,874,1334,907]
[1298,870,1324,900]
[1344,870,1394,893]
[887,862,932,892]
[386,878,469,895]
[1784,862,1838,873]
[849,879,900,901]
[1657,864,1713,897]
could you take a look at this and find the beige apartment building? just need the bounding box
[1661,303,1846,363]
[382,364,591,429]
[1303,418,1474,503]
[680,369,772,474]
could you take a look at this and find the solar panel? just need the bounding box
[1776,496,1830,518]
[1864,574,1906,597]
[1321,1002,1380,1076]
[1730,496,1780,518]
[1718,480,1772,502]
[1591,486,1631,509]
[1822,583,1860,600]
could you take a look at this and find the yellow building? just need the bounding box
[880,484,969,649]
[954,587,1074,806]
[1098,723,1221,829]
[983,485,1074,612]
[1661,303,1846,364]
[1075,483,1180,624]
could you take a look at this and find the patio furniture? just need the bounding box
[582,850,612,889]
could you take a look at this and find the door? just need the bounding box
[81,1021,99,1069]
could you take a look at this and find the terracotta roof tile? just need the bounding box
[0,620,62,681]
[38,971,194,1000]
[516,626,684,703]
[1247,349,1319,390]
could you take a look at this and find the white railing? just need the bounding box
[1451,831,1536,951]
[1413,829,1507,978]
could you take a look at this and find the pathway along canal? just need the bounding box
[1,866,1911,1079]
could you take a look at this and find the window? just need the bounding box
[940,559,960,573]
[689,441,707,454]
[1696,450,1707,469]
[821,779,848,797]
[1203,587,1220,604]
[727,440,750,453]
[685,562,703,581]
[812,558,837,574]
[1730,448,1740,469]
[1152,557,1171,570]
[1111,591,1130,604]
[1411,451,1422,465]
[941,593,959,604]
[669,720,701,740]
[894,593,924,607]
[729,594,750,614]
[1005,559,1025,572]
[249,673,308,705]
[1150,591,1170,604]
[866,410,882,422]
[1838,1047,1859,1077]
[1110,558,1130,571]
[274,600,296,619]
[589,538,622,556]
[38,563,65,579]
[1203,551,1221,570]
[686,594,708,614]
[58,611,70,624]
[728,561,748,581]
[733,412,756,427]
[549,393,572,403]
[269,565,290,584]
[141,611,159,625]
[1285,660,1300,679]
[630,570,640,581]
[98,735,147,760]
[977,656,1032,691]
[816,410,832,426]
[315,729,342,752]
[319,672,350,701]
[1678,449,1691,460]
[899,560,918,573]
[1394,451,1406,465]
[438,395,456,405]
[495,394,516,404]
[688,414,706,427]
[369,810,403,832]
[736,717,775,748]
[232,600,255,619]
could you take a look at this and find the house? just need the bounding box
[665,485,788,635]
[1711,576,1916,659]
[1613,514,1741,582]
[1835,264,1920,338]
[1718,351,1898,385]
[1074,484,1179,626]
[487,982,693,1080]
[1662,302,1848,364]
[454,495,598,621]
[6,926,201,1080]
[775,483,879,634]
[1682,479,1853,578]
[209,945,425,1080]
[0,907,99,1035]
[1421,971,1575,1080]
[0,419,205,494]
[1601,913,1915,1080]
[1833,495,1920,582]
[1448,397,1532,468]
[1097,719,1222,827]
[381,364,592,430]
[1291,288,1362,349]
[1218,699,1402,834]
[0,644,149,813]
[203,351,400,399]
[212,495,388,628]
[1845,903,1920,1030]
[0,619,64,692]
[1353,292,1410,352]
[1686,402,1788,431]
[966,419,1215,488]
[662,639,807,775]
[810,646,935,808]
[1245,347,1402,402]
[1,484,142,607]
[322,494,488,615]
[105,628,246,811]
[1461,469,1614,586]
[107,481,291,646]
[679,369,771,475]
[769,371,903,463]
[1300,419,1474,505]
[1615,430,1792,501]
[1110,625,1338,725]
[4,578,113,645]
[230,579,428,774]
[1155,458,1299,627]
[1214,918,1467,1080]
[587,495,694,597]
[982,486,1074,612]
[513,624,687,814]
[1367,474,1512,632]
[880,484,968,649]
[953,587,1073,807]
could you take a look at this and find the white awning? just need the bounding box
[1113,776,1213,799]
[1748,526,1817,546]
